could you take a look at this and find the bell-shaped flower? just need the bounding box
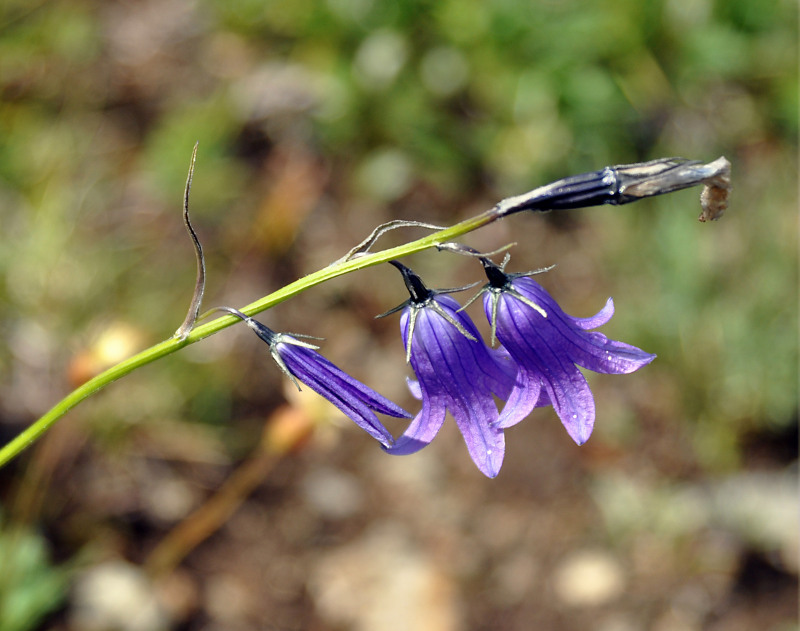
[215,307,410,447]
[379,262,517,478]
[479,259,655,445]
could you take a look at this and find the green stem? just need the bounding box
[0,153,729,468]
[0,209,494,468]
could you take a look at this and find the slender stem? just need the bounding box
[0,154,729,467]
[0,209,495,468]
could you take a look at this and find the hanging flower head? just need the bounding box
[478,258,656,445]
[379,261,517,477]
[215,307,410,447]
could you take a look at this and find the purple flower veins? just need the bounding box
[216,307,410,448]
[477,258,656,445]
[214,248,655,479]
[380,262,517,477]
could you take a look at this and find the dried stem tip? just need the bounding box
[615,156,731,221]
[496,156,731,221]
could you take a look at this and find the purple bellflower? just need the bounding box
[379,261,517,478]
[215,307,410,447]
[477,258,656,445]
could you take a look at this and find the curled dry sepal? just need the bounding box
[495,156,731,221]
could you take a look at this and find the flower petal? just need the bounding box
[489,291,597,443]
[406,377,422,400]
[484,274,656,445]
[390,295,512,476]
[571,296,615,330]
[511,279,655,374]
[450,395,506,477]
[278,342,409,447]
[541,363,596,445]
[494,368,541,429]
[384,394,446,456]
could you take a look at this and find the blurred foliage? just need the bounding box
[0,0,794,460]
[0,0,796,628]
[0,520,70,631]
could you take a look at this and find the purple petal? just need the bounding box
[511,278,655,374]
[389,296,513,477]
[278,342,410,447]
[406,377,423,400]
[384,395,446,456]
[490,296,596,443]
[571,297,615,330]
[494,368,541,429]
[540,363,596,445]
[443,373,506,477]
[402,295,516,399]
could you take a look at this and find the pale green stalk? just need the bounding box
[0,210,493,468]
[0,154,730,467]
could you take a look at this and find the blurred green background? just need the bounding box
[0,0,796,629]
